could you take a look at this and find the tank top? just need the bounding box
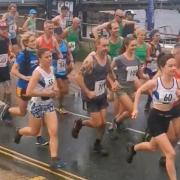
[54,41,68,76]
[28,18,36,32]
[135,43,147,64]
[66,27,79,52]
[37,35,55,51]
[31,66,55,102]
[83,55,110,99]
[152,77,178,105]
[108,37,123,59]
[0,36,9,68]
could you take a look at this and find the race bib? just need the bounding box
[0,54,8,67]
[68,41,76,51]
[9,24,16,33]
[159,91,176,104]
[126,66,138,82]
[57,59,66,72]
[95,80,106,96]
[44,76,54,87]
[147,61,158,72]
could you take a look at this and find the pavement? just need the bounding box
[0,62,180,180]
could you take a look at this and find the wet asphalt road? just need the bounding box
[0,74,180,180]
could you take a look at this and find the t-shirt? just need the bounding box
[16,51,38,89]
[114,54,140,88]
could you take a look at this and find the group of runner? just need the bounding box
[0,4,180,180]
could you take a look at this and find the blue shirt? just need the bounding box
[16,51,38,89]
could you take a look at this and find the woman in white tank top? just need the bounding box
[127,53,180,180]
[14,49,66,169]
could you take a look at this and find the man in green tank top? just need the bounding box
[92,9,136,39]
[62,17,80,61]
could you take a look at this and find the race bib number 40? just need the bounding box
[0,54,8,67]
[95,80,106,96]
[126,66,138,82]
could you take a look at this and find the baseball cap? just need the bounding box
[125,10,136,16]
[29,9,37,15]
[0,20,8,28]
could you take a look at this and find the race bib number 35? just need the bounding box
[95,80,106,96]
[126,66,138,82]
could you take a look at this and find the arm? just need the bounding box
[53,37,63,58]
[123,19,136,26]
[92,22,109,39]
[76,56,96,99]
[22,17,30,32]
[132,79,156,119]
[11,63,30,81]
[61,28,68,39]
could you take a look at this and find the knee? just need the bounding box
[49,129,58,138]
[166,150,176,160]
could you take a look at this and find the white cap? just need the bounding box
[125,10,136,16]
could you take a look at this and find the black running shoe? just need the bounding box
[72,119,82,138]
[126,143,136,163]
[93,143,109,156]
[14,129,22,144]
[159,156,166,168]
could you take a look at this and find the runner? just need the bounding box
[53,27,74,114]
[71,37,117,155]
[52,6,69,30]
[2,3,19,55]
[62,17,81,62]
[127,53,180,180]
[0,20,11,107]
[14,48,65,169]
[110,36,148,129]
[22,9,37,33]
[36,20,62,57]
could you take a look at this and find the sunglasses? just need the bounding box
[116,15,124,18]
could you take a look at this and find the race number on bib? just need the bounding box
[95,80,106,96]
[44,77,54,87]
[68,41,76,51]
[126,66,138,82]
[159,91,176,104]
[0,54,8,67]
[9,24,16,33]
[57,59,66,72]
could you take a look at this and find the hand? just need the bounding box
[87,91,96,99]
[111,80,119,91]
[23,76,31,81]
[131,109,138,120]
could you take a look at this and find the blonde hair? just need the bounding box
[21,32,36,49]
[135,28,146,37]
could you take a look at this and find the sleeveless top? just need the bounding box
[83,55,110,99]
[53,41,68,76]
[37,35,55,51]
[135,42,147,64]
[108,37,123,59]
[152,77,178,105]
[0,36,9,68]
[66,26,79,52]
[31,66,55,102]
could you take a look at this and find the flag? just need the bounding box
[146,0,155,31]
